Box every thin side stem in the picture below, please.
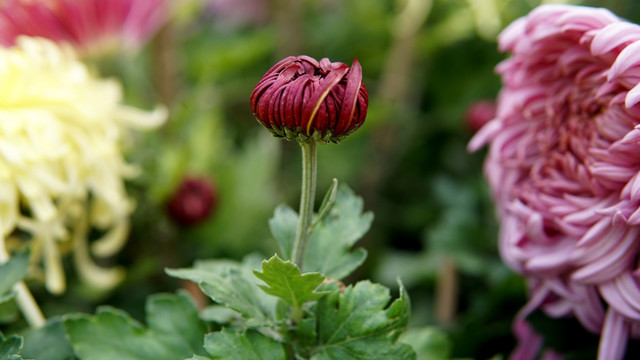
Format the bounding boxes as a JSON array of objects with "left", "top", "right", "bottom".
[
  {"left": 13, "top": 281, "right": 46, "bottom": 328},
  {"left": 291, "top": 140, "right": 317, "bottom": 269}
]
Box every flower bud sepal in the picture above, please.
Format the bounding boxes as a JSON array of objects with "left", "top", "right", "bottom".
[{"left": 258, "top": 122, "right": 361, "bottom": 145}]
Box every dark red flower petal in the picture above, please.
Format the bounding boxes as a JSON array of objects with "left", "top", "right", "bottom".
[{"left": 250, "top": 55, "right": 368, "bottom": 143}]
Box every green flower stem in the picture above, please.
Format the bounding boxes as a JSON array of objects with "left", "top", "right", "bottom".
[
  {"left": 13, "top": 281, "right": 46, "bottom": 328},
  {"left": 291, "top": 140, "right": 317, "bottom": 269}
]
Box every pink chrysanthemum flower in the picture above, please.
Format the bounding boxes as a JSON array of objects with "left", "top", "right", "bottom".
[
  {"left": 469, "top": 4, "right": 640, "bottom": 359},
  {"left": 0, "top": 0, "right": 168, "bottom": 58}
]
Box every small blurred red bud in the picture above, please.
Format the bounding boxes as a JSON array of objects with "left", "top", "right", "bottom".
[
  {"left": 250, "top": 55, "right": 368, "bottom": 143},
  {"left": 464, "top": 100, "right": 496, "bottom": 133},
  {"left": 167, "top": 177, "right": 217, "bottom": 226}
]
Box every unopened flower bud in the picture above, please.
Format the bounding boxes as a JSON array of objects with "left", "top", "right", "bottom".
[
  {"left": 167, "top": 177, "right": 217, "bottom": 226},
  {"left": 250, "top": 56, "right": 368, "bottom": 143},
  {"left": 464, "top": 100, "right": 496, "bottom": 133}
]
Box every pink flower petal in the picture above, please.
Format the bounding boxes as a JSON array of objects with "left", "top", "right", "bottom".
[
  {"left": 571, "top": 228, "right": 640, "bottom": 283},
  {"left": 556, "top": 6, "right": 618, "bottom": 31},
  {"left": 572, "top": 284, "right": 605, "bottom": 333},
  {"left": 542, "top": 298, "right": 573, "bottom": 318},
  {"left": 614, "top": 272, "right": 640, "bottom": 313},
  {"left": 510, "top": 318, "right": 543, "bottom": 360},
  {"left": 575, "top": 217, "right": 613, "bottom": 247},
  {"left": 498, "top": 17, "right": 527, "bottom": 52},
  {"left": 571, "top": 224, "right": 626, "bottom": 265},
  {"left": 467, "top": 118, "right": 502, "bottom": 152},
  {"left": 610, "top": 41, "right": 640, "bottom": 81},
  {"left": 597, "top": 309, "right": 629, "bottom": 360},
  {"left": 625, "top": 81, "right": 640, "bottom": 108},
  {"left": 525, "top": 240, "right": 573, "bottom": 274},
  {"left": 592, "top": 22, "right": 640, "bottom": 56},
  {"left": 599, "top": 281, "right": 640, "bottom": 321},
  {"left": 626, "top": 205, "right": 640, "bottom": 225}
]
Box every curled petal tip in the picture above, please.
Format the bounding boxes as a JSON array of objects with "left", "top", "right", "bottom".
[
  {"left": 625, "top": 83, "right": 640, "bottom": 108},
  {"left": 610, "top": 41, "right": 640, "bottom": 80},
  {"left": 467, "top": 119, "right": 501, "bottom": 152}
]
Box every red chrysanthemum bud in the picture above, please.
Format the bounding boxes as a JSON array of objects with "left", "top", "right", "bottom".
[
  {"left": 464, "top": 100, "right": 496, "bottom": 133},
  {"left": 167, "top": 177, "right": 217, "bottom": 226},
  {"left": 250, "top": 55, "right": 368, "bottom": 143}
]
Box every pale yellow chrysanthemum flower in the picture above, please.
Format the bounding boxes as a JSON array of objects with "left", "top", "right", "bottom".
[{"left": 0, "top": 36, "right": 166, "bottom": 294}]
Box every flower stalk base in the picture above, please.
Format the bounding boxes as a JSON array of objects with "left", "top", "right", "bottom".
[{"left": 291, "top": 140, "right": 317, "bottom": 268}]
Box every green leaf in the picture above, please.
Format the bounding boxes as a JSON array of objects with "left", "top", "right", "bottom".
[
  {"left": 63, "top": 292, "right": 207, "bottom": 360},
  {"left": 305, "top": 185, "right": 372, "bottom": 280},
  {"left": 253, "top": 255, "right": 325, "bottom": 316},
  {"left": 200, "top": 305, "right": 241, "bottom": 324},
  {"left": 0, "top": 333, "right": 23, "bottom": 360},
  {"left": 22, "top": 318, "right": 75, "bottom": 360},
  {"left": 189, "top": 356, "right": 212, "bottom": 360},
  {"left": 399, "top": 327, "right": 452, "bottom": 360},
  {"left": 0, "top": 251, "right": 29, "bottom": 295},
  {"left": 0, "top": 293, "right": 18, "bottom": 324},
  {"left": 189, "top": 356, "right": 213, "bottom": 360},
  {"left": 269, "top": 184, "right": 372, "bottom": 280},
  {"left": 296, "top": 317, "right": 318, "bottom": 349},
  {"left": 310, "top": 280, "right": 415, "bottom": 360},
  {"left": 269, "top": 205, "right": 298, "bottom": 260},
  {"left": 203, "top": 328, "right": 286, "bottom": 360},
  {"left": 0, "top": 252, "right": 29, "bottom": 325},
  {"left": 166, "top": 256, "right": 276, "bottom": 326}
]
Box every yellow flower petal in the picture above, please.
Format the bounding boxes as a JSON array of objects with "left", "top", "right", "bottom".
[{"left": 0, "top": 36, "right": 166, "bottom": 292}]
